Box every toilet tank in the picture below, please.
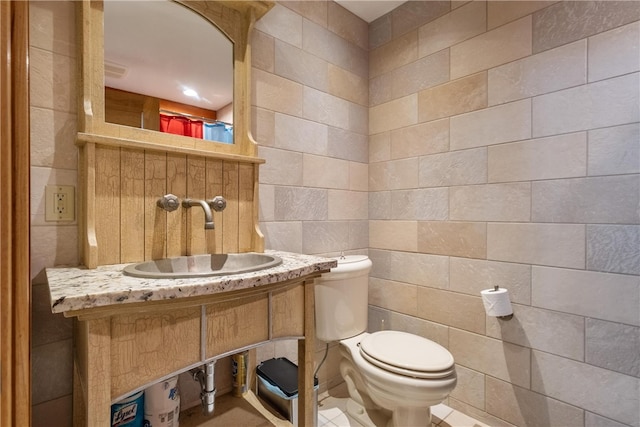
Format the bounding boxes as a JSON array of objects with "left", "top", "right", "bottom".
[{"left": 314, "top": 255, "right": 372, "bottom": 342}]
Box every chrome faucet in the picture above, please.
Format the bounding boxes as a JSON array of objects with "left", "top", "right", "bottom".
[{"left": 182, "top": 199, "right": 215, "bottom": 229}]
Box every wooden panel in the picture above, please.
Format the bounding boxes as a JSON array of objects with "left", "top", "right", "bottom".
[
  {"left": 95, "top": 145, "right": 121, "bottom": 264},
  {"left": 238, "top": 163, "right": 254, "bottom": 252},
  {"left": 144, "top": 152, "right": 167, "bottom": 260},
  {"left": 206, "top": 295, "right": 269, "bottom": 358},
  {"left": 105, "top": 87, "right": 146, "bottom": 128},
  {"left": 120, "top": 148, "right": 145, "bottom": 262},
  {"left": 186, "top": 156, "right": 207, "bottom": 255},
  {"left": 271, "top": 284, "right": 305, "bottom": 338},
  {"left": 206, "top": 159, "right": 224, "bottom": 254},
  {"left": 110, "top": 307, "right": 201, "bottom": 399},
  {"left": 222, "top": 161, "right": 239, "bottom": 253},
  {"left": 166, "top": 153, "right": 187, "bottom": 257},
  {"left": 298, "top": 280, "right": 316, "bottom": 427}
]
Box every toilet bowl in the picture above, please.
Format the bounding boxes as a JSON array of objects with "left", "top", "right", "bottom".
[{"left": 314, "top": 255, "right": 457, "bottom": 427}]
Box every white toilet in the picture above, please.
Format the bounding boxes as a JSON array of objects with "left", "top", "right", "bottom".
[{"left": 315, "top": 255, "right": 457, "bottom": 427}]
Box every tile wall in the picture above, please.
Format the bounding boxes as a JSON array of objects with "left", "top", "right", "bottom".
[
  {"left": 29, "top": 0, "right": 639, "bottom": 426},
  {"left": 364, "top": 1, "right": 639, "bottom": 426}
]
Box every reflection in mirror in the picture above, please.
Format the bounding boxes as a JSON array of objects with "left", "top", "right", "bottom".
[{"left": 103, "top": 0, "right": 234, "bottom": 144}]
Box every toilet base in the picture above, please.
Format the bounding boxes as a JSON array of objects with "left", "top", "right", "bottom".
[
  {"left": 345, "top": 397, "right": 387, "bottom": 427},
  {"left": 345, "top": 398, "right": 433, "bottom": 427}
]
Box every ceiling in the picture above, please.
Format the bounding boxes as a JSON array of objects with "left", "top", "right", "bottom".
[{"left": 335, "top": 0, "right": 407, "bottom": 23}]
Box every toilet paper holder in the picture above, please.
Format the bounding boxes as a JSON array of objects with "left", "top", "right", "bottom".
[{"left": 488, "top": 285, "right": 513, "bottom": 320}]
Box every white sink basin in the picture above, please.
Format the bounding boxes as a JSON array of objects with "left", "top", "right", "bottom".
[{"left": 123, "top": 253, "right": 282, "bottom": 279}]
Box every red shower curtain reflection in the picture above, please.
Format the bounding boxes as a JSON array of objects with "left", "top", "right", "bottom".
[{"left": 160, "top": 114, "right": 203, "bottom": 138}]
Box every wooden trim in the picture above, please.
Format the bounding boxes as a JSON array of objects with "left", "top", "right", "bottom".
[{"left": 0, "top": 1, "right": 31, "bottom": 425}]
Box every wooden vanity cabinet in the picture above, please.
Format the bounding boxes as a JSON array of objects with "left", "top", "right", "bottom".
[{"left": 71, "top": 277, "right": 318, "bottom": 427}]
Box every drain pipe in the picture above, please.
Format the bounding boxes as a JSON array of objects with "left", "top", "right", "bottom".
[{"left": 192, "top": 361, "right": 216, "bottom": 415}]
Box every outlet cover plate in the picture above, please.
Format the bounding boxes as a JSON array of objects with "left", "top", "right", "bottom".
[{"left": 45, "top": 185, "right": 75, "bottom": 222}]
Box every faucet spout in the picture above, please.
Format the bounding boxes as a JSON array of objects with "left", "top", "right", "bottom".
[{"left": 182, "top": 199, "right": 215, "bottom": 229}]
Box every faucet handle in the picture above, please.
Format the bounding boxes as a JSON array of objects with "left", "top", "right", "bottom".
[
  {"left": 157, "top": 194, "right": 180, "bottom": 212},
  {"left": 210, "top": 196, "right": 227, "bottom": 212}
]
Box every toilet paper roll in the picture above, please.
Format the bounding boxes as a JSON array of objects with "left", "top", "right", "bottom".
[{"left": 481, "top": 287, "right": 513, "bottom": 317}]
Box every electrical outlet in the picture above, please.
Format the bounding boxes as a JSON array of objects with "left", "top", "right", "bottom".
[{"left": 45, "top": 185, "right": 75, "bottom": 222}]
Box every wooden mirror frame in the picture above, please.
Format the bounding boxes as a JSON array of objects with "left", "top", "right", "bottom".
[{"left": 77, "top": 0, "right": 273, "bottom": 160}]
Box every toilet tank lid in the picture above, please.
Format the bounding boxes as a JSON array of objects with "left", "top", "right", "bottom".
[{"left": 322, "top": 255, "right": 372, "bottom": 277}]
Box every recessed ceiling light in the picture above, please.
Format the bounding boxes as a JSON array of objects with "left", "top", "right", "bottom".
[{"left": 183, "top": 88, "right": 198, "bottom": 98}]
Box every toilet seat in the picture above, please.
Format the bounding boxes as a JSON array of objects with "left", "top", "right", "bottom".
[{"left": 359, "top": 331, "right": 455, "bottom": 379}]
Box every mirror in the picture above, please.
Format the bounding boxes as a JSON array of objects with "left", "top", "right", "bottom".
[
  {"left": 77, "top": 0, "right": 273, "bottom": 158},
  {"left": 103, "top": 0, "right": 234, "bottom": 144}
]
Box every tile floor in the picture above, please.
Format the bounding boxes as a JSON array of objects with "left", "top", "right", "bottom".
[{"left": 318, "top": 383, "right": 491, "bottom": 427}]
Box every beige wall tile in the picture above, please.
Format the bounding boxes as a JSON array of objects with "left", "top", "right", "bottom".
[
  {"left": 532, "top": 176, "right": 640, "bottom": 224},
  {"left": 275, "top": 40, "right": 328, "bottom": 91},
  {"left": 448, "top": 398, "right": 518, "bottom": 427},
  {"left": 585, "top": 413, "right": 629, "bottom": 427},
  {"left": 369, "top": 277, "right": 418, "bottom": 316},
  {"left": 419, "top": 72, "right": 488, "bottom": 123},
  {"left": 262, "top": 221, "right": 302, "bottom": 253},
  {"left": 588, "top": 21, "right": 640, "bottom": 82},
  {"left": 328, "top": 190, "right": 368, "bottom": 220},
  {"left": 368, "top": 306, "right": 450, "bottom": 348},
  {"left": 30, "top": 1, "right": 76, "bottom": 57},
  {"left": 532, "top": 266, "right": 640, "bottom": 326},
  {"left": 349, "top": 162, "right": 368, "bottom": 192},
  {"left": 450, "top": 99, "right": 531, "bottom": 150},
  {"left": 369, "top": 30, "right": 418, "bottom": 79},
  {"left": 391, "top": 188, "right": 449, "bottom": 221},
  {"left": 369, "top": 132, "right": 390, "bottom": 163},
  {"left": 372, "top": 50, "right": 450, "bottom": 106},
  {"left": 30, "top": 48, "right": 76, "bottom": 113},
  {"left": 369, "top": 191, "right": 391, "bottom": 220},
  {"left": 488, "top": 1, "right": 555, "bottom": 30},
  {"left": 251, "top": 30, "right": 275, "bottom": 73},
  {"left": 328, "top": 64, "right": 368, "bottom": 106},
  {"left": 259, "top": 184, "right": 275, "bottom": 222},
  {"left": 533, "top": 1, "right": 640, "bottom": 53},
  {"left": 369, "top": 220, "right": 418, "bottom": 252},
  {"left": 488, "top": 132, "right": 587, "bottom": 182},
  {"left": 328, "top": 2, "right": 368, "bottom": 50},
  {"left": 349, "top": 220, "right": 369, "bottom": 250},
  {"left": 303, "top": 154, "right": 350, "bottom": 189},
  {"left": 450, "top": 183, "right": 531, "bottom": 222},
  {"left": 31, "top": 167, "right": 78, "bottom": 226},
  {"left": 369, "top": 94, "right": 418, "bottom": 135},
  {"left": 417, "top": 287, "right": 486, "bottom": 334},
  {"left": 486, "top": 377, "right": 584, "bottom": 427},
  {"left": 390, "top": 119, "right": 449, "bottom": 160},
  {"left": 303, "top": 87, "right": 350, "bottom": 130},
  {"left": 533, "top": 73, "right": 640, "bottom": 138},
  {"left": 488, "top": 40, "right": 586, "bottom": 106},
  {"left": 253, "top": 68, "right": 303, "bottom": 116},
  {"left": 281, "top": 1, "right": 327, "bottom": 27},
  {"left": 30, "top": 225, "right": 78, "bottom": 280},
  {"left": 586, "top": 319, "right": 640, "bottom": 378},
  {"left": 488, "top": 223, "right": 585, "bottom": 269},
  {"left": 419, "top": 148, "right": 488, "bottom": 187},
  {"left": 369, "top": 249, "right": 450, "bottom": 289},
  {"left": 32, "top": 395, "right": 72, "bottom": 427},
  {"left": 418, "top": 221, "right": 487, "bottom": 259},
  {"left": 274, "top": 113, "right": 328, "bottom": 155},
  {"left": 302, "top": 221, "right": 350, "bottom": 254},
  {"left": 450, "top": 328, "right": 531, "bottom": 388},
  {"left": 369, "top": 158, "right": 419, "bottom": 191},
  {"left": 451, "top": 16, "right": 532, "bottom": 79},
  {"left": 303, "top": 19, "right": 368, "bottom": 78},
  {"left": 587, "top": 225, "right": 640, "bottom": 275},
  {"left": 258, "top": 147, "right": 303, "bottom": 185},
  {"left": 391, "top": 1, "right": 451, "bottom": 39},
  {"left": 369, "top": 14, "right": 392, "bottom": 50},
  {"left": 449, "top": 365, "right": 485, "bottom": 410},
  {"left": 487, "top": 304, "right": 585, "bottom": 360},
  {"left": 252, "top": 107, "right": 275, "bottom": 146},
  {"left": 255, "top": 4, "right": 303, "bottom": 48},
  {"left": 418, "top": 1, "right": 486, "bottom": 59},
  {"left": 449, "top": 257, "right": 531, "bottom": 304},
  {"left": 30, "top": 108, "right": 77, "bottom": 169},
  {"left": 328, "top": 127, "right": 368, "bottom": 163},
  {"left": 32, "top": 283, "right": 72, "bottom": 346},
  {"left": 531, "top": 350, "right": 639, "bottom": 426},
  {"left": 588, "top": 123, "right": 640, "bottom": 176},
  {"left": 274, "top": 186, "right": 328, "bottom": 220},
  {"left": 32, "top": 339, "right": 73, "bottom": 404},
  {"left": 348, "top": 102, "right": 368, "bottom": 136}
]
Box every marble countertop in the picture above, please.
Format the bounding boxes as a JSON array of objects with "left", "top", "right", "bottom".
[{"left": 45, "top": 250, "right": 337, "bottom": 314}]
